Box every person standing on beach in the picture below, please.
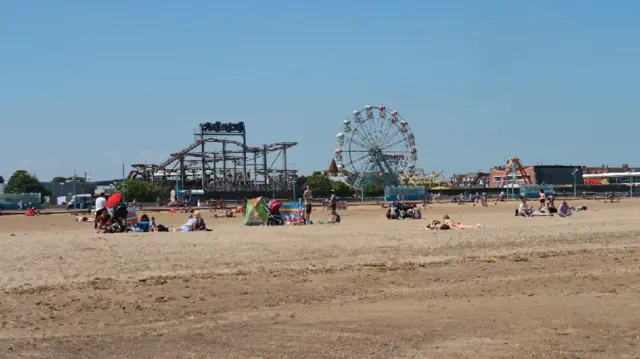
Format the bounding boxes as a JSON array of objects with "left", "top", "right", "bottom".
[
  {"left": 94, "top": 193, "right": 107, "bottom": 229},
  {"left": 303, "top": 184, "right": 313, "bottom": 223}
]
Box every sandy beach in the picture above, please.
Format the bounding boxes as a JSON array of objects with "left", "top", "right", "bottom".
[{"left": 0, "top": 200, "right": 639, "bottom": 358}]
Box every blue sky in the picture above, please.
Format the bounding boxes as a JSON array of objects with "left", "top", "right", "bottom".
[{"left": 2, "top": 0, "right": 639, "bottom": 181}]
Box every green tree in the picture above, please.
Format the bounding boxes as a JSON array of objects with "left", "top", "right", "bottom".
[
  {"left": 331, "top": 180, "right": 352, "bottom": 197},
  {"left": 363, "top": 183, "right": 384, "bottom": 197},
  {"left": 52, "top": 176, "right": 67, "bottom": 183},
  {"left": 0, "top": 175, "right": 4, "bottom": 184},
  {"left": 295, "top": 175, "right": 307, "bottom": 194},
  {"left": 70, "top": 175, "right": 84, "bottom": 182},
  {"left": 305, "top": 173, "right": 333, "bottom": 198},
  {"left": 4, "top": 170, "right": 52, "bottom": 197},
  {"left": 114, "top": 180, "right": 170, "bottom": 202}
]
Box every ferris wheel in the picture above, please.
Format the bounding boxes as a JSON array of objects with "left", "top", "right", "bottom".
[{"left": 335, "top": 104, "right": 418, "bottom": 188}]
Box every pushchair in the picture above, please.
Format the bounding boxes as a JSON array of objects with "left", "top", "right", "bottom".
[
  {"left": 108, "top": 204, "right": 130, "bottom": 233},
  {"left": 386, "top": 201, "right": 413, "bottom": 220},
  {"left": 265, "top": 199, "right": 284, "bottom": 226}
]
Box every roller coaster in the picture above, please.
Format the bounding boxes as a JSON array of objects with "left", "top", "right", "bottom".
[{"left": 128, "top": 122, "right": 298, "bottom": 192}]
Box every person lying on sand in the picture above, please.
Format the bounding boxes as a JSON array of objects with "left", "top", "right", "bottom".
[
  {"left": 571, "top": 205, "right": 588, "bottom": 212},
  {"left": 212, "top": 209, "right": 235, "bottom": 218},
  {"left": 530, "top": 208, "right": 552, "bottom": 216},
  {"left": 443, "top": 215, "right": 479, "bottom": 229},
  {"left": 604, "top": 193, "right": 620, "bottom": 203},
  {"left": 425, "top": 220, "right": 450, "bottom": 230},
  {"left": 75, "top": 216, "right": 94, "bottom": 222}
]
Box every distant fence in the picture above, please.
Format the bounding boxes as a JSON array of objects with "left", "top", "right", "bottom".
[
  {"left": 0, "top": 193, "right": 42, "bottom": 209},
  {"left": 430, "top": 184, "right": 637, "bottom": 197}
]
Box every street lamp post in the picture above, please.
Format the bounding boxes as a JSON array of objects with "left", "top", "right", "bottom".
[
  {"left": 271, "top": 172, "right": 276, "bottom": 199},
  {"left": 572, "top": 168, "right": 578, "bottom": 198},
  {"left": 122, "top": 163, "right": 126, "bottom": 204},
  {"left": 292, "top": 164, "right": 296, "bottom": 202},
  {"left": 630, "top": 169, "right": 634, "bottom": 198},
  {"left": 72, "top": 171, "right": 77, "bottom": 209}
]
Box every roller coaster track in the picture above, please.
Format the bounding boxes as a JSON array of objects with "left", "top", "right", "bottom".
[
  {"left": 158, "top": 139, "right": 207, "bottom": 171},
  {"left": 128, "top": 139, "right": 298, "bottom": 180}
]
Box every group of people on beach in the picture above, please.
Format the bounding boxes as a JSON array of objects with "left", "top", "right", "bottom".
[
  {"left": 303, "top": 184, "right": 341, "bottom": 224},
  {"left": 516, "top": 189, "right": 586, "bottom": 217}
]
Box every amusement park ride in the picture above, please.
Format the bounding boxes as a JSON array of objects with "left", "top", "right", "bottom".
[
  {"left": 398, "top": 169, "right": 451, "bottom": 189},
  {"left": 498, "top": 157, "right": 531, "bottom": 187},
  {"left": 498, "top": 157, "right": 531, "bottom": 197},
  {"left": 334, "top": 104, "right": 420, "bottom": 188},
  {"left": 128, "top": 122, "right": 298, "bottom": 192}
]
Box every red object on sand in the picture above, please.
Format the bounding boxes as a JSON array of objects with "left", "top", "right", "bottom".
[
  {"left": 269, "top": 200, "right": 281, "bottom": 214},
  {"left": 106, "top": 193, "right": 122, "bottom": 208}
]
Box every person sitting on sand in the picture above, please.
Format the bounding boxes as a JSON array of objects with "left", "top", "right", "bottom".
[
  {"left": 558, "top": 201, "right": 572, "bottom": 217},
  {"left": 149, "top": 217, "right": 169, "bottom": 232},
  {"left": 25, "top": 207, "right": 38, "bottom": 216},
  {"left": 194, "top": 215, "right": 211, "bottom": 231},
  {"left": 328, "top": 209, "right": 341, "bottom": 223},
  {"left": 134, "top": 214, "right": 151, "bottom": 232},
  {"left": 443, "top": 215, "right": 478, "bottom": 229},
  {"left": 517, "top": 198, "right": 533, "bottom": 217},
  {"left": 174, "top": 212, "right": 199, "bottom": 232},
  {"left": 96, "top": 211, "right": 114, "bottom": 233}
]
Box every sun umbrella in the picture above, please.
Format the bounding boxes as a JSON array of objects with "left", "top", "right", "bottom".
[{"left": 106, "top": 193, "right": 122, "bottom": 208}]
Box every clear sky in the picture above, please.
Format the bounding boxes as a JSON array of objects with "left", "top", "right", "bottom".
[{"left": 2, "top": 0, "right": 639, "bottom": 182}]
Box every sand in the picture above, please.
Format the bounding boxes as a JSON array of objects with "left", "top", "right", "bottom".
[{"left": 0, "top": 200, "right": 639, "bottom": 358}]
